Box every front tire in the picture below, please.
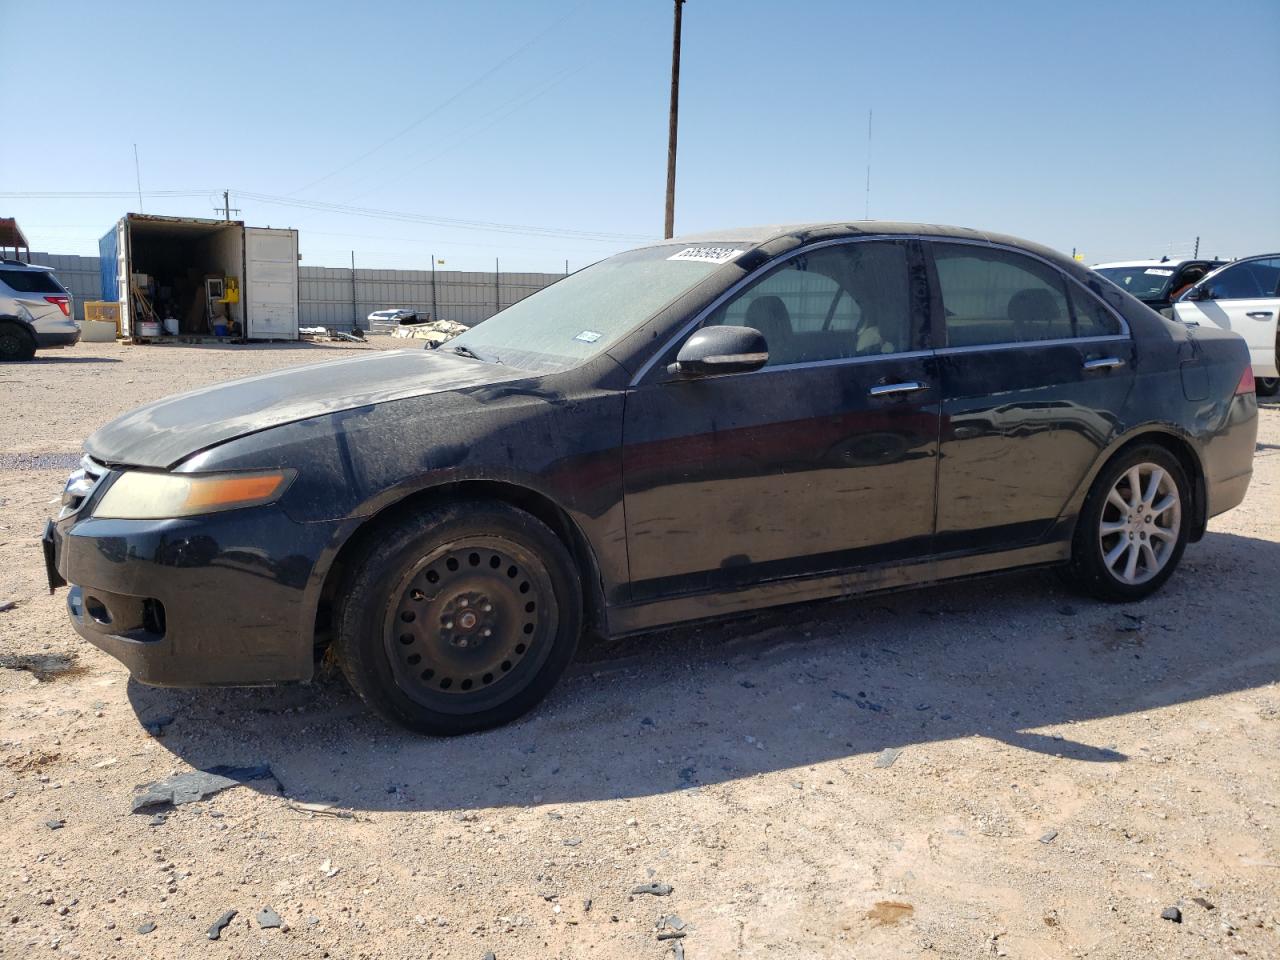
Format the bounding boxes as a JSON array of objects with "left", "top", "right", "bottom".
[
  {"left": 334, "top": 501, "right": 583, "bottom": 735},
  {"left": 1063, "top": 445, "right": 1190, "bottom": 602}
]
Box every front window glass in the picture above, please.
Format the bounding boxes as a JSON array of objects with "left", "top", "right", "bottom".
[
  {"left": 1094, "top": 265, "right": 1175, "bottom": 300},
  {"left": 704, "top": 241, "right": 912, "bottom": 365},
  {"left": 1205, "top": 258, "right": 1280, "bottom": 300},
  {"left": 449, "top": 244, "right": 731, "bottom": 373}
]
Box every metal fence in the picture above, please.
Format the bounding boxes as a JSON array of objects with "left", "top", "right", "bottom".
[{"left": 26, "top": 251, "right": 565, "bottom": 327}]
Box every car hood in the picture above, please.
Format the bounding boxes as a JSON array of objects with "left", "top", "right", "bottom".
[{"left": 85, "top": 348, "right": 525, "bottom": 469}]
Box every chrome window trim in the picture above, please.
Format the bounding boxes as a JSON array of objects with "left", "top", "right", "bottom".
[
  {"left": 923, "top": 236, "right": 1132, "bottom": 342},
  {"left": 933, "top": 334, "right": 1129, "bottom": 356},
  {"left": 629, "top": 234, "right": 1132, "bottom": 387}
]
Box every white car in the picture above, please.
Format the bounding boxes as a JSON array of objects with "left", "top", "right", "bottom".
[
  {"left": 1173, "top": 254, "right": 1280, "bottom": 396},
  {"left": 366, "top": 308, "right": 418, "bottom": 324}
]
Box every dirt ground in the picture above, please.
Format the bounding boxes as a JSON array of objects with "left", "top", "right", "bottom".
[{"left": 1, "top": 340, "right": 1277, "bottom": 960}]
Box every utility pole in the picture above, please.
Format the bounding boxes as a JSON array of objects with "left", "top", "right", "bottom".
[
  {"left": 216, "top": 190, "right": 241, "bottom": 221},
  {"left": 430, "top": 253, "right": 438, "bottom": 321},
  {"left": 664, "top": 0, "right": 685, "bottom": 239},
  {"left": 351, "top": 251, "right": 359, "bottom": 331}
]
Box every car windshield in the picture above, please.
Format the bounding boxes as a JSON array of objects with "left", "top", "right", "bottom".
[
  {"left": 1094, "top": 265, "right": 1176, "bottom": 300},
  {"left": 447, "top": 243, "right": 739, "bottom": 373}
]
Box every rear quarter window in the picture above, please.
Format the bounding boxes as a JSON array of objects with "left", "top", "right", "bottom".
[{"left": 0, "top": 269, "right": 66, "bottom": 294}]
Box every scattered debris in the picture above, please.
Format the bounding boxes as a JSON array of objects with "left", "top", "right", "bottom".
[
  {"left": 207, "top": 909, "right": 237, "bottom": 940},
  {"left": 867, "top": 901, "right": 914, "bottom": 926},
  {"left": 482, "top": 952, "right": 497, "bottom": 960},
  {"left": 0, "top": 652, "right": 80, "bottom": 681},
  {"left": 1039, "top": 830, "right": 1058, "bottom": 844},
  {"left": 90, "top": 757, "right": 118, "bottom": 769},
  {"left": 130, "top": 764, "right": 275, "bottom": 813},
  {"left": 563, "top": 837, "right": 582, "bottom": 847},
  {"left": 3, "top": 750, "right": 59, "bottom": 774},
  {"left": 1192, "top": 897, "right": 1215, "bottom": 911},
  {"left": 631, "top": 882, "right": 674, "bottom": 897},
  {"left": 1043, "top": 909, "right": 1059, "bottom": 927},
  {"left": 1160, "top": 906, "right": 1182, "bottom": 923},
  {"left": 874, "top": 748, "right": 901, "bottom": 769},
  {"left": 142, "top": 715, "right": 175, "bottom": 737},
  {"left": 257, "top": 907, "right": 282, "bottom": 929},
  {"left": 136, "top": 921, "right": 156, "bottom": 935},
  {"left": 288, "top": 801, "right": 356, "bottom": 820},
  {"left": 319, "top": 858, "right": 339, "bottom": 878},
  {"left": 0, "top": 600, "right": 16, "bottom": 613},
  {"left": 661, "top": 915, "right": 687, "bottom": 931},
  {"left": 657, "top": 930, "right": 687, "bottom": 940},
  {"left": 45, "top": 819, "right": 64, "bottom": 830},
  {"left": 582, "top": 898, "right": 592, "bottom": 913},
  {"left": 670, "top": 943, "right": 685, "bottom": 960}
]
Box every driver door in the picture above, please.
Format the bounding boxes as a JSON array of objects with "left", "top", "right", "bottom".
[
  {"left": 620, "top": 239, "right": 940, "bottom": 603},
  {"left": 1175, "top": 257, "right": 1280, "bottom": 379}
]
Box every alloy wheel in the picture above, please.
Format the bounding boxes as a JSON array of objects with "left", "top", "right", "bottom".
[{"left": 1098, "top": 462, "right": 1181, "bottom": 585}]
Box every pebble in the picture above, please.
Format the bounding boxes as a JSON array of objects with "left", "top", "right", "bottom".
[
  {"left": 45, "top": 819, "right": 64, "bottom": 830},
  {"left": 482, "top": 952, "right": 496, "bottom": 960},
  {"left": 148, "top": 815, "right": 166, "bottom": 828},
  {"left": 874, "top": 748, "right": 901, "bottom": 769},
  {"left": 1160, "top": 906, "right": 1182, "bottom": 923},
  {"left": 257, "top": 906, "right": 282, "bottom": 929},
  {"left": 632, "top": 883, "right": 673, "bottom": 897},
  {"left": 1039, "top": 830, "right": 1058, "bottom": 844},
  {"left": 1192, "top": 897, "right": 1215, "bottom": 911},
  {"left": 136, "top": 922, "right": 155, "bottom": 935}
]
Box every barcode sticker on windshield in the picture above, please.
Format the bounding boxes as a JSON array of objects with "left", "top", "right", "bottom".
[
  {"left": 1144, "top": 268, "right": 1174, "bottom": 276},
  {"left": 574, "top": 330, "right": 602, "bottom": 343},
  {"left": 667, "top": 246, "right": 745, "bottom": 264}
]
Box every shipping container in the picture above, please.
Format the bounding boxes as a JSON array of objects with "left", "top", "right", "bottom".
[{"left": 98, "top": 214, "right": 299, "bottom": 340}]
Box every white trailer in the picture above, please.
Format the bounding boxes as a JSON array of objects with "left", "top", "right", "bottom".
[{"left": 99, "top": 214, "right": 299, "bottom": 340}]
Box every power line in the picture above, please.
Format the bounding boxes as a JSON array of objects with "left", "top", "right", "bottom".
[
  {"left": 286, "top": 1, "right": 589, "bottom": 197},
  {"left": 0, "top": 190, "right": 214, "bottom": 199}
]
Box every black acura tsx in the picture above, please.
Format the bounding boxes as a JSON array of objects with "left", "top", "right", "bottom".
[{"left": 43, "top": 222, "right": 1258, "bottom": 734}]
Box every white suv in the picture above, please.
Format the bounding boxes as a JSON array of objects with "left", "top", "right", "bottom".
[
  {"left": 0, "top": 260, "right": 80, "bottom": 361},
  {"left": 1173, "top": 254, "right": 1280, "bottom": 396}
]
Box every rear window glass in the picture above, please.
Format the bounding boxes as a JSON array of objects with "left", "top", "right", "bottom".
[{"left": 0, "top": 269, "right": 65, "bottom": 294}]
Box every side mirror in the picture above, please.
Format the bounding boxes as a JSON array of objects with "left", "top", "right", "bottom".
[
  {"left": 1185, "top": 285, "right": 1211, "bottom": 302},
  {"left": 668, "top": 325, "right": 768, "bottom": 377}
]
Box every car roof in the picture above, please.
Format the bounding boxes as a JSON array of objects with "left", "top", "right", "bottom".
[
  {"left": 658, "top": 221, "right": 994, "bottom": 246},
  {"left": 0, "top": 259, "right": 56, "bottom": 271}
]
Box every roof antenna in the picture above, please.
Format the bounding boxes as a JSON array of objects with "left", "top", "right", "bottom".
[
  {"left": 133, "top": 144, "right": 144, "bottom": 213},
  {"left": 864, "top": 108, "right": 872, "bottom": 220}
]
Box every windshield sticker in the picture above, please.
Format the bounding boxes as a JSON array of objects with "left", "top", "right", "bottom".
[
  {"left": 574, "top": 330, "right": 603, "bottom": 343},
  {"left": 1144, "top": 268, "right": 1174, "bottom": 276},
  {"left": 667, "top": 246, "right": 745, "bottom": 264}
]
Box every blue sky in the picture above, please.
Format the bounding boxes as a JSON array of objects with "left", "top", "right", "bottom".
[{"left": 2, "top": 0, "right": 1277, "bottom": 272}]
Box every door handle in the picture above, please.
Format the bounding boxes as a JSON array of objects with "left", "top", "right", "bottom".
[
  {"left": 1083, "top": 357, "right": 1125, "bottom": 371},
  {"left": 868, "top": 381, "right": 926, "bottom": 397},
  {"left": 1246, "top": 311, "right": 1274, "bottom": 319}
]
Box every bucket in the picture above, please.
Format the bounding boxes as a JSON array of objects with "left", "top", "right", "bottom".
[
  {"left": 138, "top": 320, "right": 161, "bottom": 338},
  {"left": 162, "top": 316, "right": 179, "bottom": 336},
  {"left": 213, "top": 323, "right": 229, "bottom": 337}
]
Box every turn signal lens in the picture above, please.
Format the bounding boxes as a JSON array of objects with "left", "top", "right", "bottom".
[
  {"left": 93, "top": 470, "right": 292, "bottom": 520},
  {"left": 1235, "top": 367, "right": 1256, "bottom": 395}
]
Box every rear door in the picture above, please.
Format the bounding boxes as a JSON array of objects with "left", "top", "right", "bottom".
[
  {"left": 244, "top": 228, "right": 299, "bottom": 339},
  {"left": 621, "top": 238, "right": 940, "bottom": 601},
  {"left": 1174, "top": 257, "right": 1280, "bottom": 378},
  {"left": 926, "top": 241, "right": 1134, "bottom": 554}
]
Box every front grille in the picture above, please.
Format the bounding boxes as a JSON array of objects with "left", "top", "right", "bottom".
[{"left": 58, "top": 456, "right": 107, "bottom": 519}]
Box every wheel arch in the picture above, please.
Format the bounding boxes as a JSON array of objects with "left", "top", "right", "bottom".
[
  {"left": 311, "top": 479, "right": 607, "bottom": 653},
  {"left": 1070, "top": 426, "right": 1208, "bottom": 543}
]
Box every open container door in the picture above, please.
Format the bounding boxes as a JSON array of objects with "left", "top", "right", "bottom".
[
  {"left": 243, "top": 227, "right": 299, "bottom": 340},
  {"left": 116, "top": 219, "right": 131, "bottom": 337}
]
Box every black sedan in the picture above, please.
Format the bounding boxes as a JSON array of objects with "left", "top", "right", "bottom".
[{"left": 43, "top": 223, "right": 1258, "bottom": 734}]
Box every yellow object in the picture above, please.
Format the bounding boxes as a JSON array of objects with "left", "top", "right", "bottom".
[
  {"left": 84, "top": 301, "right": 122, "bottom": 333},
  {"left": 1073, "top": 253, "right": 1085, "bottom": 262},
  {"left": 223, "top": 277, "right": 240, "bottom": 303}
]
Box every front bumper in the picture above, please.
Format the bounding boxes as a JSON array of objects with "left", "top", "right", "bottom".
[{"left": 44, "top": 503, "right": 343, "bottom": 686}]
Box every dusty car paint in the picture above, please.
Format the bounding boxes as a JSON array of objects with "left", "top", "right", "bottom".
[{"left": 46, "top": 222, "right": 1257, "bottom": 687}]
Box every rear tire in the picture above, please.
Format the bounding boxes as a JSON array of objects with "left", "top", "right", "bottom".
[
  {"left": 334, "top": 501, "right": 582, "bottom": 735},
  {"left": 1063, "top": 445, "right": 1190, "bottom": 602},
  {"left": 0, "top": 323, "right": 35, "bottom": 361}
]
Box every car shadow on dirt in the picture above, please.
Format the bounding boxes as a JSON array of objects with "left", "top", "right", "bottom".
[{"left": 126, "top": 529, "right": 1280, "bottom": 812}]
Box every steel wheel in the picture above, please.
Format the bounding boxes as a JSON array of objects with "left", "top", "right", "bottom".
[
  {"left": 0, "top": 325, "right": 34, "bottom": 361},
  {"left": 1098, "top": 461, "right": 1181, "bottom": 585},
  {"left": 382, "top": 535, "right": 559, "bottom": 715}
]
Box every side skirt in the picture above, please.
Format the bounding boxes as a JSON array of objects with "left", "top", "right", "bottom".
[{"left": 604, "top": 542, "right": 1070, "bottom": 637}]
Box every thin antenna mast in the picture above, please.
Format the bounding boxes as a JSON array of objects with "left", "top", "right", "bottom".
[
  {"left": 133, "top": 144, "right": 144, "bottom": 212},
  {"left": 864, "top": 109, "right": 872, "bottom": 220}
]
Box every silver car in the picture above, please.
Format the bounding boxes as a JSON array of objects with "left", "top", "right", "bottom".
[{"left": 0, "top": 260, "right": 80, "bottom": 360}]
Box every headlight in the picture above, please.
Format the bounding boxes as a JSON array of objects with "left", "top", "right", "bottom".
[{"left": 93, "top": 470, "right": 293, "bottom": 520}]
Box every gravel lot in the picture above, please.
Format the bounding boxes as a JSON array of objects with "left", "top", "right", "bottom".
[{"left": 1, "top": 340, "right": 1277, "bottom": 960}]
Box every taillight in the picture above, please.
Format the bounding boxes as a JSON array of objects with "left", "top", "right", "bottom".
[
  {"left": 44, "top": 296, "right": 70, "bottom": 317},
  {"left": 1235, "top": 367, "right": 1255, "bottom": 395}
]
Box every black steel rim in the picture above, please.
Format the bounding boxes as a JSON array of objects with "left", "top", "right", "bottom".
[
  {"left": 0, "top": 331, "right": 22, "bottom": 358},
  {"left": 382, "top": 535, "right": 558, "bottom": 714}
]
